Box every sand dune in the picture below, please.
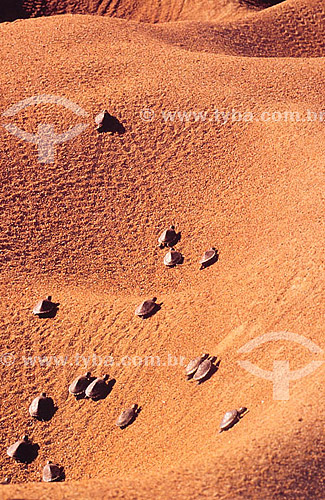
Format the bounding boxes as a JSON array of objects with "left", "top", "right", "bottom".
[
  {"left": 0, "top": 0, "right": 324, "bottom": 498},
  {"left": 1, "top": 0, "right": 286, "bottom": 23},
  {"left": 153, "top": 0, "right": 325, "bottom": 57}
]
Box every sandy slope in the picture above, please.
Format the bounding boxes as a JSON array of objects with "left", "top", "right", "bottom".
[
  {"left": 0, "top": 0, "right": 324, "bottom": 498},
  {"left": 1, "top": 0, "right": 286, "bottom": 23}
]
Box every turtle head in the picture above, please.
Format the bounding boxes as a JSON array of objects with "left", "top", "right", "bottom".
[
  {"left": 46, "top": 460, "right": 52, "bottom": 465},
  {"left": 22, "top": 435, "right": 29, "bottom": 442},
  {"left": 103, "top": 374, "right": 109, "bottom": 381},
  {"left": 170, "top": 225, "right": 175, "bottom": 230},
  {"left": 201, "top": 353, "right": 208, "bottom": 359},
  {"left": 85, "top": 371, "right": 91, "bottom": 378},
  {"left": 238, "top": 407, "right": 248, "bottom": 416},
  {"left": 41, "top": 392, "right": 47, "bottom": 398},
  {"left": 46, "top": 296, "right": 52, "bottom": 301},
  {"left": 152, "top": 297, "right": 157, "bottom": 303},
  {"left": 131, "top": 404, "right": 137, "bottom": 410}
]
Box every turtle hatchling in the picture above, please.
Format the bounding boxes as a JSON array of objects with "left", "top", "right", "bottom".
[
  {"left": 135, "top": 297, "right": 158, "bottom": 318},
  {"left": 95, "top": 110, "right": 125, "bottom": 134},
  {"left": 95, "top": 110, "right": 111, "bottom": 132},
  {"left": 163, "top": 248, "right": 183, "bottom": 267},
  {"left": 29, "top": 392, "right": 55, "bottom": 421},
  {"left": 199, "top": 248, "right": 218, "bottom": 269},
  {"left": 158, "top": 225, "right": 178, "bottom": 248},
  {"left": 32, "top": 296, "right": 57, "bottom": 316},
  {"left": 185, "top": 353, "right": 208, "bottom": 377},
  {"left": 219, "top": 407, "right": 248, "bottom": 433},
  {"left": 116, "top": 404, "right": 138, "bottom": 428},
  {"left": 85, "top": 374, "right": 110, "bottom": 400},
  {"left": 42, "top": 461, "right": 64, "bottom": 482},
  {"left": 192, "top": 357, "right": 213, "bottom": 382},
  {"left": 69, "top": 372, "right": 93, "bottom": 397},
  {"left": 7, "top": 435, "right": 37, "bottom": 463}
]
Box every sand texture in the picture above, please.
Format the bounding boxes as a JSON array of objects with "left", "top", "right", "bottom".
[{"left": 0, "top": 0, "right": 324, "bottom": 498}]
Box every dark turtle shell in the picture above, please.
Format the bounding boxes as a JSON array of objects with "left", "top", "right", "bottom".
[
  {"left": 116, "top": 404, "right": 137, "bottom": 427},
  {"left": 158, "top": 226, "right": 177, "bottom": 247},
  {"left": 42, "top": 461, "right": 63, "bottom": 482},
  {"left": 219, "top": 407, "right": 248, "bottom": 432},
  {"left": 33, "top": 296, "right": 56, "bottom": 315},
  {"left": 7, "top": 436, "right": 33, "bottom": 462},
  {"left": 69, "top": 372, "right": 92, "bottom": 396},
  {"left": 219, "top": 409, "right": 239, "bottom": 432},
  {"left": 185, "top": 354, "right": 208, "bottom": 376},
  {"left": 193, "top": 358, "right": 212, "bottom": 381},
  {"left": 95, "top": 110, "right": 124, "bottom": 133},
  {"left": 85, "top": 375, "right": 109, "bottom": 399},
  {"left": 29, "top": 393, "right": 55, "bottom": 420},
  {"left": 199, "top": 248, "right": 217, "bottom": 267},
  {"left": 95, "top": 110, "right": 109, "bottom": 131},
  {"left": 163, "top": 249, "right": 183, "bottom": 267},
  {"left": 135, "top": 298, "right": 157, "bottom": 317}
]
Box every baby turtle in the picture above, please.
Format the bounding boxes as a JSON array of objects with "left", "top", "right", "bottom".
[
  {"left": 69, "top": 372, "right": 92, "bottom": 397},
  {"left": 116, "top": 404, "right": 138, "bottom": 428},
  {"left": 32, "top": 296, "right": 56, "bottom": 316},
  {"left": 158, "top": 225, "right": 178, "bottom": 248},
  {"left": 7, "top": 435, "right": 37, "bottom": 463},
  {"left": 163, "top": 248, "right": 183, "bottom": 267},
  {"left": 85, "top": 374, "right": 110, "bottom": 400},
  {"left": 29, "top": 392, "right": 55, "bottom": 421},
  {"left": 95, "top": 110, "right": 109, "bottom": 132},
  {"left": 135, "top": 297, "right": 158, "bottom": 318},
  {"left": 193, "top": 357, "right": 213, "bottom": 382},
  {"left": 185, "top": 353, "right": 208, "bottom": 377},
  {"left": 219, "top": 407, "right": 248, "bottom": 433},
  {"left": 199, "top": 248, "right": 218, "bottom": 269},
  {"left": 95, "top": 110, "right": 125, "bottom": 134},
  {"left": 42, "top": 461, "right": 64, "bottom": 482}
]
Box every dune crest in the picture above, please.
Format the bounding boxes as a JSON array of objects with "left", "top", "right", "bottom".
[{"left": 2, "top": 0, "right": 286, "bottom": 23}]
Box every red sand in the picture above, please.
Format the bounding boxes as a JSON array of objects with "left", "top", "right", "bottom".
[{"left": 0, "top": 1, "right": 324, "bottom": 498}]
